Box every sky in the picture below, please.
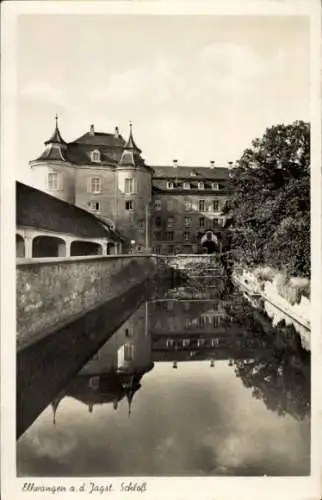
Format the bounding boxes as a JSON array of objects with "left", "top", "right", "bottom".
[
  {"left": 15, "top": 14, "right": 310, "bottom": 184},
  {"left": 17, "top": 361, "right": 310, "bottom": 477}
]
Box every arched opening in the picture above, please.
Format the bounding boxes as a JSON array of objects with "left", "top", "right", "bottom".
[
  {"left": 32, "top": 236, "right": 66, "bottom": 258},
  {"left": 70, "top": 240, "right": 102, "bottom": 256},
  {"left": 200, "top": 231, "right": 220, "bottom": 254},
  {"left": 16, "top": 234, "right": 25, "bottom": 258}
]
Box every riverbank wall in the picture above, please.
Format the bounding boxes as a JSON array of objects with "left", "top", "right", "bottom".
[
  {"left": 16, "top": 254, "right": 166, "bottom": 350},
  {"left": 232, "top": 266, "right": 310, "bottom": 351}
]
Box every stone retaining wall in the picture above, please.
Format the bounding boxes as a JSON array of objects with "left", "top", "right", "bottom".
[
  {"left": 159, "top": 254, "right": 226, "bottom": 276},
  {"left": 17, "top": 255, "right": 159, "bottom": 347}
]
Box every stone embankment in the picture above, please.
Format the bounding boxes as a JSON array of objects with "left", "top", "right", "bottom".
[
  {"left": 232, "top": 266, "right": 310, "bottom": 351},
  {"left": 17, "top": 254, "right": 164, "bottom": 349}
]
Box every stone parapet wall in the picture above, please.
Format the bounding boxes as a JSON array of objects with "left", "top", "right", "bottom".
[{"left": 17, "top": 255, "right": 158, "bottom": 348}]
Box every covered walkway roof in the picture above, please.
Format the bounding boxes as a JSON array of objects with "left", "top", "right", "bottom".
[{"left": 16, "top": 182, "right": 125, "bottom": 242}]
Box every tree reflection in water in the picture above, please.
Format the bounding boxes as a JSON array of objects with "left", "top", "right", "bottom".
[
  {"left": 153, "top": 277, "right": 310, "bottom": 422},
  {"left": 232, "top": 318, "right": 310, "bottom": 420}
]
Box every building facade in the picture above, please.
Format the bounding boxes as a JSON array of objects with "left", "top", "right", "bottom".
[{"left": 30, "top": 118, "right": 232, "bottom": 254}]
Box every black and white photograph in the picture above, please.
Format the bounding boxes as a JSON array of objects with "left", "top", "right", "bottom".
[{"left": 1, "top": 1, "right": 321, "bottom": 499}]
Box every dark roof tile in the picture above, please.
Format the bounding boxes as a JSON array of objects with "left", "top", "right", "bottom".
[
  {"left": 152, "top": 166, "right": 230, "bottom": 180},
  {"left": 71, "top": 132, "right": 126, "bottom": 148},
  {"left": 16, "top": 181, "right": 122, "bottom": 240}
]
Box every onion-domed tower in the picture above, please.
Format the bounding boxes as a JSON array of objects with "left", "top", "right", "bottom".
[
  {"left": 29, "top": 115, "right": 75, "bottom": 204},
  {"left": 115, "top": 123, "right": 153, "bottom": 251}
]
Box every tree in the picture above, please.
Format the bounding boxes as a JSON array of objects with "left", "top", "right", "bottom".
[{"left": 228, "top": 121, "right": 310, "bottom": 277}]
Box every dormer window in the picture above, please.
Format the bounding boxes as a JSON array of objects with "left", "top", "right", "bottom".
[
  {"left": 190, "top": 170, "right": 197, "bottom": 177},
  {"left": 212, "top": 182, "right": 219, "bottom": 191},
  {"left": 198, "top": 182, "right": 204, "bottom": 190},
  {"left": 91, "top": 150, "right": 100, "bottom": 163},
  {"left": 183, "top": 182, "right": 191, "bottom": 189},
  {"left": 167, "top": 181, "right": 174, "bottom": 189}
]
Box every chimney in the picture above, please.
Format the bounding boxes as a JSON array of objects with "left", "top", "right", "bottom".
[
  {"left": 173, "top": 159, "right": 178, "bottom": 167},
  {"left": 228, "top": 161, "right": 234, "bottom": 169},
  {"left": 114, "top": 126, "right": 119, "bottom": 138},
  {"left": 90, "top": 124, "right": 95, "bottom": 136},
  {"left": 210, "top": 160, "right": 215, "bottom": 168}
]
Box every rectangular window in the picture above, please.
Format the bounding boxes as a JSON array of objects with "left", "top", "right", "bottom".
[
  {"left": 212, "top": 316, "right": 219, "bottom": 328},
  {"left": 199, "top": 217, "right": 205, "bottom": 228},
  {"left": 155, "top": 246, "right": 161, "bottom": 254},
  {"left": 155, "top": 216, "right": 162, "bottom": 227},
  {"left": 167, "top": 181, "right": 174, "bottom": 189},
  {"left": 154, "top": 199, "right": 161, "bottom": 210},
  {"left": 125, "top": 327, "right": 133, "bottom": 338},
  {"left": 184, "top": 217, "right": 192, "bottom": 227},
  {"left": 88, "top": 200, "right": 101, "bottom": 211},
  {"left": 199, "top": 200, "right": 205, "bottom": 212},
  {"left": 124, "top": 344, "right": 134, "bottom": 362},
  {"left": 212, "top": 183, "right": 219, "bottom": 191},
  {"left": 167, "top": 199, "right": 174, "bottom": 211},
  {"left": 183, "top": 231, "right": 190, "bottom": 241},
  {"left": 138, "top": 220, "right": 145, "bottom": 230},
  {"left": 124, "top": 178, "right": 134, "bottom": 194},
  {"left": 212, "top": 200, "right": 220, "bottom": 212},
  {"left": 183, "top": 182, "right": 191, "bottom": 189},
  {"left": 184, "top": 200, "right": 192, "bottom": 211},
  {"left": 48, "top": 172, "right": 58, "bottom": 190},
  {"left": 154, "top": 231, "right": 162, "bottom": 241},
  {"left": 91, "top": 177, "right": 101, "bottom": 193},
  {"left": 185, "top": 317, "right": 192, "bottom": 327},
  {"left": 125, "top": 200, "right": 134, "bottom": 210},
  {"left": 165, "top": 231, "right": 174, "bottom": 241},
  {"left": 167, "top": 217, "right": 174, "bottom": 228},
  {"left": 168, "top": 245, "right": 175, "bottom": 255},
  {"left": 198, "top": 316, "right": 206, "bottom": 328}
]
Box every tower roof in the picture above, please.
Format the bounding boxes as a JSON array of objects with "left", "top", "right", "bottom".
[
  {"left": 119, "top": 122, "right": 145, "bottom": 168},
  {"left": 32, "top": 115, "right": 69, "bottom": 162},
  {"left": 124, "top": 122, "right": 141, "bottom": 153},
  {"left": 44, "top": 115, "right": 67, "bottom": 146}
]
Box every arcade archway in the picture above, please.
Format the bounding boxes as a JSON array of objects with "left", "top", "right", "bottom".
[{"left": 200, "top": 231, "right": 220, "bottom": 254}]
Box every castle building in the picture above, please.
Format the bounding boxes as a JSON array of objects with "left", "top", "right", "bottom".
[{"left": 30, "top": 117, "right": 232, "bottom": 254}]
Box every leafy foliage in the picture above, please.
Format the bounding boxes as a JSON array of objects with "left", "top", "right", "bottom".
[{"left": 228, "top": 121, "right": 310, "bottom": 277}]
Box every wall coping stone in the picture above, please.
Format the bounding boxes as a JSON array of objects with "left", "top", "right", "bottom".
[{"left": 17, "top": 254, "right": 156, "bottom": 267}]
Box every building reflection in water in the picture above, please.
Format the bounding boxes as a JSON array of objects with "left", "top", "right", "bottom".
[
  {"left": 49, "top": 282, "right": 310, "bottom": 425},
  {"left": 50, "top": 301, "right": 153, "bottom": 423}
]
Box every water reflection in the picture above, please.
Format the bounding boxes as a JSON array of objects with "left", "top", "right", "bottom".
[{"left": 17, "top": 278, "right": 310, "bottom": 477}]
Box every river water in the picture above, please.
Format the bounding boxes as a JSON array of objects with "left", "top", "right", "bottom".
[{"left": 17, "top": 277, "right": 310, "bottom": 476}]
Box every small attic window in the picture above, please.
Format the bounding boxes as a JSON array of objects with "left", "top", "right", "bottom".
[
  {"left": 198, "top": 182, "right": 204, "bottom": 190},
  {"left": 190, "top": 170, "right": 197, "bottom": 177},
  {"left": 91, "top": 150, "right": 100, "bottom": 163}
]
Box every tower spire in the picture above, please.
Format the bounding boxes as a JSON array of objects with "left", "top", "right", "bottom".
[
  {"left": 118, "top": 121, "right": 144, "bottom": 167},
  {"left": 32, "top": 115, "right": 69, "bottom": 162},
  {"left": 51, "top": 393, "right": 64, "bottom": 425},
  {"left": 44, "top": 115, "right": 66, "bottom": 146}
]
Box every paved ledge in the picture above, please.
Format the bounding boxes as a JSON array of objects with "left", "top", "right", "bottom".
[{"left": 17, "top": 253, "right": 158, "bottom": 266}]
